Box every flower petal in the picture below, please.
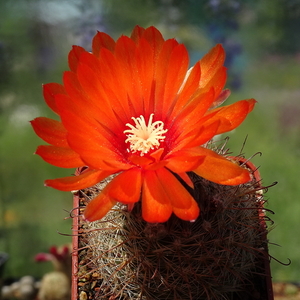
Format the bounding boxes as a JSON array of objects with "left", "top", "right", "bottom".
[
  {"left": 172, "top": 119, "right": 220, "bottom": 152},
  {"left": 134, "top": 38, "right": 155, "bottom": 114},
  {"left": 43, "top": 83, "right": 66, "bottom": 114},
  {"left": 210, "top": 88, "right": 231, "bottom": 109},
  {"left": 62, "top": 70, "right": 121, "bottom": 133},
  {"left": 114, "top": 35, "right": 145, "bottom": 115},
  {"left": 199, "top": 44, "right": 225, "bottom": 88},
  {"left": 142, "top": 170, "right": 172, "bottom": 223},
  {"left": 84, "top": 192, "right": 117, "bottom": 222},
  {"left": 36, "top": 145, "right": 85, "bottom": 168},
  {"left": 166, "top": 149, "right": 206, "bottom": 173},
  {"left": 156, "top": 168, "right": 200, "bottom": 221},
  {"left": 154, "top": 39, "right": 183, "bottom": 118},
  {"left": 205, "top": 99, "right": 256, "bottom": 134},
  {"left": 170, "top": 47, "right": 226, "bottom": 121},
  {"left": 168, "top": 88, "right": 216, "bottom": 149},
  {"left": 127, "top": 154, "right": 154, "bottom": 166},
  {"left": 107, "top": 169, "right": 142, "bottom": 204},
  {"left": 160, "top": 44, "right": 189, "bottom": 116},
  {"left": 77, "top": 48, "right": 132, "bottom": 122},
  {"left": 31, "top": 117, "right": 68, "bottom": 147},
  {"left": 68, "top": 45, "right": 86, "bottom": 72},
  {"left": 92, "top": 31, "right": 115, "bottom": 57},
  {"left": 200, "top": 66, "right": 227, "bottom": 100},
  {"left": 177, "top": 172, "right": 194, "bottom": 188},
  {"left": 171, "top": 62, "right": 201, "bottom": 117},
  {"left": 193, "top": 148, "right": 251, "bottom": 185},
  {"left": 55, "top": 94, "right": 127, "bottom": 170},
  {"left": 45, "top": 169, "right": 113, "bottom": 191},
  {"left": 131, "top": 25, "right": 164, "bottom": 50},
  {"left": 130, "top": 25, "right": 146, "bottom": 42}
]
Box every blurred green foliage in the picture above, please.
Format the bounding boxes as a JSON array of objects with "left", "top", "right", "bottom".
[{"left": 0, "top": 0, "right": 299, "bottom": 281}]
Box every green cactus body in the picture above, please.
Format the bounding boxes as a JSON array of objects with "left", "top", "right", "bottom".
[{"left": 76, "top": 155, "right": 271, "bottom": 300}]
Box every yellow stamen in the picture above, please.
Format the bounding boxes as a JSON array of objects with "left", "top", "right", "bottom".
[{"left": 124, "top": 113, "right": 168, "bottom": 156}]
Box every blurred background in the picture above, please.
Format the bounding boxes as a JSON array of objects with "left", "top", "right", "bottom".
[{"left": 0, "top": 0, "right": 299, "bottom": 284}]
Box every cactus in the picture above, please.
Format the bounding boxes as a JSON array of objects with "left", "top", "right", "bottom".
[{"left": 75, "top": 151, "right": 272, "bottom": 300}]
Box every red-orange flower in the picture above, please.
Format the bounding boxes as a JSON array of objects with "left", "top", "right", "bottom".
[{"left": 31, "top": 25, "right": 256, "bottom": 223}]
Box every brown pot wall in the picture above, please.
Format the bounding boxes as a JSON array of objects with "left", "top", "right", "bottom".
[{"left": 71, "top": 192, "right": 79, "bottom": 300}]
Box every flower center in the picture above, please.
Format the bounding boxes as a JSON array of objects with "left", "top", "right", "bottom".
[{"left": 124, "top": 113, "right": 168, "bottom": 156}]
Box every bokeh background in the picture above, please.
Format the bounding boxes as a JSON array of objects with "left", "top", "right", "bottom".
[{"left": 0, "top": 0, "right": 299, "bottom": 282}]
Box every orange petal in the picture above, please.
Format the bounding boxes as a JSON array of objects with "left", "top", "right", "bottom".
[
  {"left": 193, "top": 148, "right": 251, "bottom": 185},
  {"left": 73, "top": 147, "right": 129, "bottom": 171},
  {"left": 134, "top": 27, "right": 165, "bottom": 115},
  {"left": 45, "top": 169, "right": 113, "bottom": 191},
  {"left": 76, "top": 50, "right": 131, "bottom": 121},
  {"left": 160, "top": 44, "right": 189, "bottom": 116},
  {"left": 153, "top": 39, "right": 181, "bottom": 118},
  {"left": 132, "top": 26, "right": 165, "bottom": 52},
  {"left": 75, "top": 63, "right": 111, "bottom": 110},
  {"left": 134, "top": 38, "right": 155, "bottom": 114},
  {"left": 199, "top": 44, "right": 225, "bottom": 88},
  {"left": 177, "top": 172, "right": 194, "bottom": 188},
  {"left": 92, "top": 31, "right": 115, "bottom": 57},
  {"left": 128, "top": 154, "right": 154, "bottom": 166},
  {"left": 31, "top": 117, "right": 68, "bottom": 147},
  {"left": 107, "top": 169, "right": 142, "bottom": 204},
  {"left": 68, "top": 45, "right": 86, "bottom": 72},
  {"left": 149, "top": 148, "right": 164, "bottom": 162},
  {"left": 210, "top": 88, "right": 231, "bottom": 109},
  {"left": 63, "top": 71, "right": 86, "bottom": 101},
  {"left": 144, "top": 161, "right": 168, "bottom": 171},
  {"left": 170, "top": 62, "right": 201, "bottom": 118},
  {"left": 77, "top": 50, "right": 102, "bottom": 74},
  {"left": 36, "top": 145, "right": 85, "bottom": 168},
  {"left": 62, "top": 70, "right": 121, "bottom": 134},
  {"left": 142, "top": 170, "right": 172, "bottom": 223},
  {"left": 166, "top": 149, "right": 206, "bottom": 173},
  {"left": 43, "top": 83, "right": 66, "bottom": 114},
  {"left": 205, "top": 99, "right": 256, "bottom": 134},
  {"left": 143, "top": 26, "right": 165, "bottom": 49},
  {"left": 171, "top": 63, "right": 226, "bottom": 120},
  {"left": 128, "top": 151, "right": 168, "bottom": 170},
  {"left": 84, "top": 192, "right": 117, "bottom": 222},
  {"left": 171, "top": 62, "right": 226, "bottom": 124},
  {"left": 130, "top": 25, "right": 146, "bottom": 42},
  {"left": 55, "top": 94, "right": 126, "bottom": 170},
  {"left": 146, "top": 26, "right": 165, "bottom": 48},
  {"left": 114, "top": 36, "right": 145, "bottom": 115},
  {"left": 200, "top": 66, "right": 227, "bottom": 100},
  {"left": 168, "top": 88, "right": 216, "bottom": 148},
  {"left": 156, "top": 168, "right": 199, "bottom": 221},
  {"left": 170, "top": 118, "right": 220, "bottom": 154}
]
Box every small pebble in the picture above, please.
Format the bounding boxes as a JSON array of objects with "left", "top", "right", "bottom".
[
  {"left": 92, "top": 272, "right": 99, "bottom": 278},
  {"left": 78, "top": 282, "right": 86, "bottom": 287},
  {"left": 79, "top": 291, "right": 88, "bottom": 300}
]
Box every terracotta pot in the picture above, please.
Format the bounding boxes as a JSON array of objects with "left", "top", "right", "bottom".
[
  {"left": 71, "top": 158, "right": 274, "bottom": 300},
  {"left": 71, "top": 192, "right": 80, "bottom": 300}
]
